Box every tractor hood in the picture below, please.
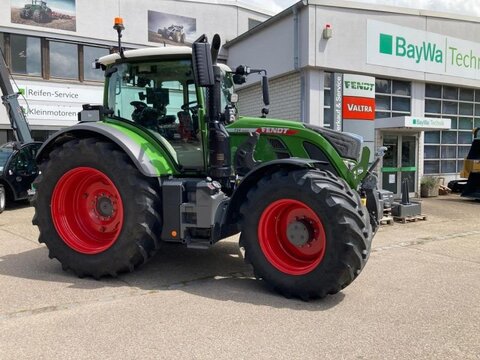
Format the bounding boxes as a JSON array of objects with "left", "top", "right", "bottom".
[{"left": 303, "top": 124, "right": 362, "bottom": 161}]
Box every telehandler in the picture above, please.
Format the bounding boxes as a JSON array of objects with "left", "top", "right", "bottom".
[{"left": 449, "top": 128, "right": 480, "bottom": 199}]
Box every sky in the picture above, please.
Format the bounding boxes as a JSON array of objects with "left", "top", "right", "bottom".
[{"left": 242, "top": 0, "right": 480, "bottom": 18}]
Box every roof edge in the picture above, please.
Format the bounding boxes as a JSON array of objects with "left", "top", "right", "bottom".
[
  {"left": 174, "top": 0, "right": 275, "bottom": 16},
  {"left": 225, "top": 0, "right": 480, "bottom": 48},
  {"left": 225, "top": 1, "right": 306, "bottom": 48},
  {"left": 308, "top": 0, "right": 480, "bottom": 23}
]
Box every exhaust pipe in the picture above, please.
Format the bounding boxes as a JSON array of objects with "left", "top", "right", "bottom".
[{"left": 211, "top": 34, "right": 221, "bottom": 64}]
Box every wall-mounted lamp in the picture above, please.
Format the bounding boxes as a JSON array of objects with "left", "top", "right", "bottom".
[{"left": 323, "top": 23, "right": 332, "bottom": 39}]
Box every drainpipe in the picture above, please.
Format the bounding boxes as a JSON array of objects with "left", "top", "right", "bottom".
[{"left": 293, "top": 5, "right": 299, "bottom": 70}]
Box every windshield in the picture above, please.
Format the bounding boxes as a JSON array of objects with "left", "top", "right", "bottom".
[
  {"left": 107, "top": 59, "right": 197, "bottom": 121},
  {"left": 0, "top": 149, "right": 13, "bottom": 170},
  {"left": 107, "top": 59, "right": 204, "bottom": 170}
]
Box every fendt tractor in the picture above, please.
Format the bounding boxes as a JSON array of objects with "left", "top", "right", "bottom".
[
  {"left": 158, "top": 25, "right": 186, "bottom": 44},
  {"left": 20, "top": 0, "right": 53, "bottom": 24},
  {"left": 32, "top": 19, "right": 383, "bottom": 300}
]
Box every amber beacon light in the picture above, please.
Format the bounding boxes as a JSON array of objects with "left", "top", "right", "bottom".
[
  {"left": 113, "top": 17, "right": 125, "bottom": 58},
  {"left": 114, "top": 17, "right": 124, "bottom": 30}
]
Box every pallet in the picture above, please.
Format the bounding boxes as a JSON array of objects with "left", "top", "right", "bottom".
[
  {"left": 380, "top": 215, "right": 394, "bottom": 225},
  {"left": 393, "top": 214, "right": 427, "bottom": 224}
]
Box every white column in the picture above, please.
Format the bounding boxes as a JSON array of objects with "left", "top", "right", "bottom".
[
  {"left": 411, "top": 81, "right": 426, "bottom": 196},
  {"left": 302, "top": 68, "right": 324, "bottom": 126}
]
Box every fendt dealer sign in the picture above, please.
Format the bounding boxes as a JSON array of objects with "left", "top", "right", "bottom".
[
  {"left": 342, "top": 74, "right": 375, "bottom": 120},
  {"left": 367, "top": 20, "right": 480, "bottom": 80}
]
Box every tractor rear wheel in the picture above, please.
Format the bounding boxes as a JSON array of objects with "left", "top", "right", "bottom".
[
  {"left": 239, "top": 169, "right": 372, "bottom": 300},
  {"left": 32, "top": 138, "right": 162, "bottom": 278}
]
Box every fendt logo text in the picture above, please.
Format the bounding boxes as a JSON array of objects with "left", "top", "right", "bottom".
[
  {"left": 379, "top": 33, "right": 443, "bottom": 64},
  {"left": 344, "top": 81, "right": 374, "bottom": 91}
]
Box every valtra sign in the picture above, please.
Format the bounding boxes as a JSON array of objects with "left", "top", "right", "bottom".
[{"left": 342, "top": 74, "right": 375, "bottom": 120}]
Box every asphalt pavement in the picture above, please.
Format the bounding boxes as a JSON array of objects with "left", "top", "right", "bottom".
[{"left": 0, "top": 195, "right": 479, "bottom": 359}]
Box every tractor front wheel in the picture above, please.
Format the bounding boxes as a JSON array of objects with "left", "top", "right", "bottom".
[
  {"left": 32, "top": 138, "right": 162, "bottom": 278},
  {"left": 240, "top": 169, "right": 372, "bottom": 300},
  {"left": 32, "top": 9, "right": 41, "bottom": 23}
]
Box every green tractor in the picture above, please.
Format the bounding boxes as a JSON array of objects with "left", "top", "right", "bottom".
[
  {"left": 32, "top": 25, "right": 383, "bottom": 299},
  {"left": 19, "top": 0, "right": 52, "bottom": 23}
]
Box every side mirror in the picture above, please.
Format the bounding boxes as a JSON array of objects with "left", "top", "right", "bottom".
[
  {"left": 262, "top": 76, "right": 270, "bottom": 106},
  {"left": 192, "top": 38, "right": 214, "bottom": 87},
  {"left": 78, "top": 104, "right": 110, "bottom": 122},
  {"left": 233, "top": 74, "right": 246, "bottom": 85}
]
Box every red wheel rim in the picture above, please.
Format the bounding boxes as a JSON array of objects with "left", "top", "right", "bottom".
[
  {"left": 258, "top": 199, "right": 326, "bottom": 275},
  {"left": 51, "top": 167, "right": 124, "bottom": 254}
]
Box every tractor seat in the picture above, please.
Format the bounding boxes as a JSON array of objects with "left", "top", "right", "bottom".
[{"left": 177, "top": 111, "right": 194, "bottom": 141}]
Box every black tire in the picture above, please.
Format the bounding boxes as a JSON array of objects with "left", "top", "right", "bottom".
[
  {"left": 239, "top": 169, "right": 372, "bottom": 300},
  {"left": 0, "top": 185, "right": 5, "bottom": 214},
  {"left": 32, "top": 138, "right": 162, "bottom": 278},
  {"left": 32, "top": 9, "right": 41, "bottom": 23}
]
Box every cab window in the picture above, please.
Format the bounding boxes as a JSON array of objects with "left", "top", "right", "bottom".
[{"left": 108, "top": 59, "right": 203, "bottom": 170}]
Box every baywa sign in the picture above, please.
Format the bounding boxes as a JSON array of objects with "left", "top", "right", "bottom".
[{"left": 367, "top": 20, "right": 480, "bottom": 80}]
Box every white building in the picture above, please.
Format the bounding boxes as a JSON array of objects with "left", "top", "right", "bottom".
[
  {"left": 226, "top": 0, "right": 480, "bottom": 195},
  {"left": 2, "top": 0, "right": 479, "bottom": 196},
  {"left": 0, "top": 0, "right": 271, "bottom": 141}
]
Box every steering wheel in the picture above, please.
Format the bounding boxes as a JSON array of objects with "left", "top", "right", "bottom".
[
  {"left": 181, "top": 101, "right": 198, "bottom": 113},
  {"left": 130, "top": 101, "right": 148, "bottom": 110}
]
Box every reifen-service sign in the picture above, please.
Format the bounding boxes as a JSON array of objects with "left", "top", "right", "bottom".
[{"left": 8, "top": 81, "right": 103, "bottom": 127}]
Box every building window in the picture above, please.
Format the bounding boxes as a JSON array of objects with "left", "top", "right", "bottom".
[
  {"left": 83, "top": 46, "right": 109, "bottom": 81},
  {"left": 49, "top": 41, "right": 78, "bottom": 79},
  {"left": 31, "top": 130, "right": 58, "bottom": 142},
  {"left": 248, "top": 18, "right": 262, "bottom": 30},
  {"left": 10, "top": 34, "right": 42, "bottom": 76},
  {"left": 375, "top": 78, "right": 411, "bottom": 119},
  {"left": 424, "top": 83, "right": 480, "bottom": 175}
]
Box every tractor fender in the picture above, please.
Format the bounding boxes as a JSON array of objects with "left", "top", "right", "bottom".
[
  {"left": 222, "top": 158, "right": 325, "bottom": 237},
  {"left": 36, "top": 122, "right": 177, "bottom": 177}
]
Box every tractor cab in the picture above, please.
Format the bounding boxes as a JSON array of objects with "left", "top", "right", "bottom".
[{"left": 96, "top": 47, "right": 238, "bottom": 172}]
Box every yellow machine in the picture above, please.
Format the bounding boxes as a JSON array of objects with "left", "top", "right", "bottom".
[{"left": 450, "top": 128, "right": 480, "bottom": 199}]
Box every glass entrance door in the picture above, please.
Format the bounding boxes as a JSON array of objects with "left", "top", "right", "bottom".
[{"left": 381, "top": 134, "right": 417, "bottom": 197}]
